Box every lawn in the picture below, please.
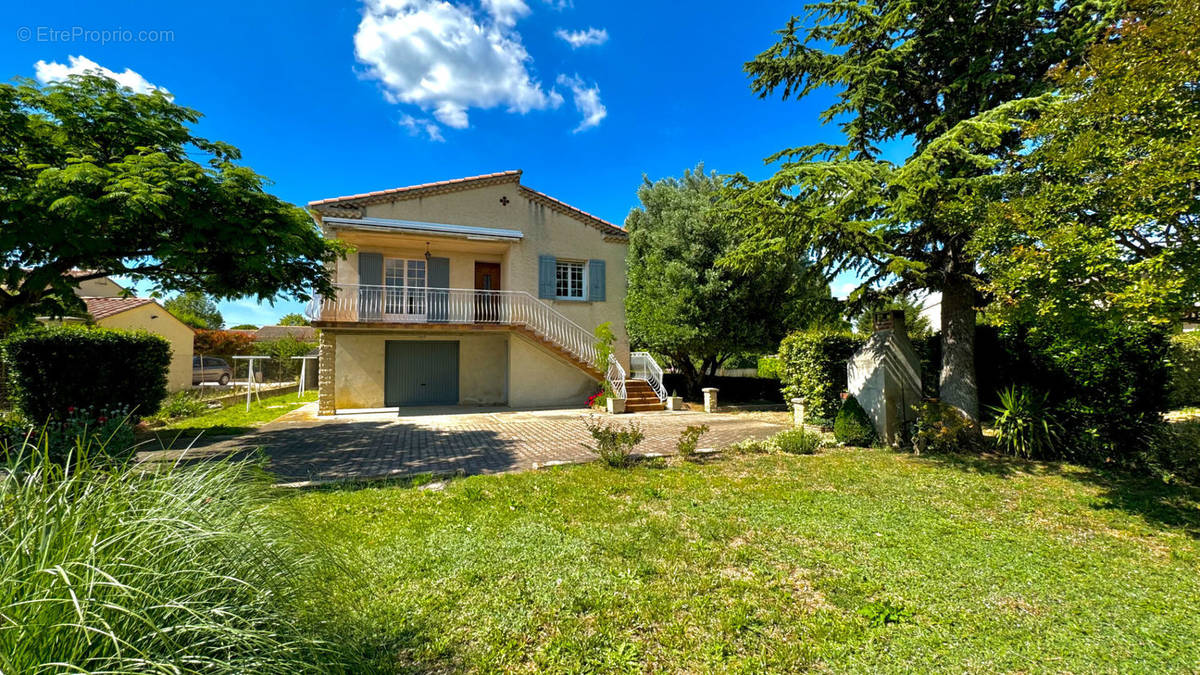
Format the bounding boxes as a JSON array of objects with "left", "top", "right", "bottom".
[
  {"left": 276, "top": 447, "right": 1200, "bottom": 673},
  {"left": 144, "top": 390, "right": 317, "bottom": 447}
]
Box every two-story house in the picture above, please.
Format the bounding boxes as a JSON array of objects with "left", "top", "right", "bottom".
[{"left": 306, "top": 171, "right": 665, "bottom": 414}]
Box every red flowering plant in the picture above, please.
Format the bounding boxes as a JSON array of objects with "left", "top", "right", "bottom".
[{"left": 587, "top": 389, "right": 609, "bottom": 409}]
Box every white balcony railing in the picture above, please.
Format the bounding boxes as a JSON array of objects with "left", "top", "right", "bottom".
[
  {"left": 630, "top": 351, "right": 667, "bottom": 401},
  {"left": 307, "top": 284, "right": 615, "bottom": 391}
]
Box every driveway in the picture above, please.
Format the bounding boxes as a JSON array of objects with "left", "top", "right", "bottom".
[{"left": 151, "top": 404, "right": 789, "bottom": 485}]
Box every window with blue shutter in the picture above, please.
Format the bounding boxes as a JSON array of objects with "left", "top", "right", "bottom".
[
  {"left": 538, "top": 255, "right": 556, "bottom": 299},
  {"left": 587, "top": 259, "right": 606, "bottom": 302}
]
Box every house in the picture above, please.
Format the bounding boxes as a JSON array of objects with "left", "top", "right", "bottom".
[
  {"left": 306, "top": 170, "right": 659, "bottom": 413},
  {"left": 67, "top": 277, "right": 195, "bottom": 391}
]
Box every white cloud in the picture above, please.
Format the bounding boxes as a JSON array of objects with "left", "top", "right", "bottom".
[
  {"left": 34, "top": 55, "right": 166, "bottom": 95},
  {"left": 355, "top": 0, "right": 564, "bottom": 137},
  {"left": 399, "top": 113, "right": 445, "bottom": 141},
  {"left": 556, "top": 74, "right": 606, "bottom": 132},
  {"left": 555, "top": 27, "right": 608, "bottom": 48}
]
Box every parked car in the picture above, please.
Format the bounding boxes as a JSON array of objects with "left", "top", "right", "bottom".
[{"left": 192, "top": 356, "right": 233, "bottom": 385}]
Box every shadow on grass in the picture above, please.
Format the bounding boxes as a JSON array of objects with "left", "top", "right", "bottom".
[{"left": 915, "top": 451, "right": 1200, "bottom": 539}]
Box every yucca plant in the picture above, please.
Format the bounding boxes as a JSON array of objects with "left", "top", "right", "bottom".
[
  {"left": 0, "top": 427, "right": 357, "bottom": 673},
  {"left": 989, "top": 386, "right": 1062, "bottom": 459}
]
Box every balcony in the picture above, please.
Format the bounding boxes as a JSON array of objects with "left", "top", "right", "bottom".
[{"left": 306, "top": 284, "right": 603, "bottom": 374}]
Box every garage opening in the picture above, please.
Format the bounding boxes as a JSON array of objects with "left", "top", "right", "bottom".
[{"left": 385, "top": 340, "right": 459, "bottom": 406}]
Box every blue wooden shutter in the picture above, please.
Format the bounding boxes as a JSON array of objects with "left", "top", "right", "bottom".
[
  {"left": 358, "top": 252, "right": 383, "bottom": 320},
  {"left": 427, "top": 257, "right": 450, "bottom": 322},
  {"left": 538, "top": 255, "right": 556, "bottom": 299},
  {"left": 588, "top": 259, "right": 606, "bottom": 301}
]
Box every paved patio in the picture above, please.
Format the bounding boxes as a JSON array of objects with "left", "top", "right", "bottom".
[{"left": 151, "top": 403, "right": 789, "bottom": 484}]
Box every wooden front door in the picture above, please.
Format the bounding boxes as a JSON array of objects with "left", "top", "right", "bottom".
[{"left": 474, "top": 262, "right": 501, "bottom": 322}]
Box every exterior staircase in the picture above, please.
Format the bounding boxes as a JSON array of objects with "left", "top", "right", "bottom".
[{"left": 624, "top": 379, "right": 665, "bottom": 412}]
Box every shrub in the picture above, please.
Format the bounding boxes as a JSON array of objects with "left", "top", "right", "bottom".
[
  {"left": 2, "top": 326, "right": 170, "bottom": 422},
  {"left": 676, "top": 424, "right": 710, "bottom": 459},
  {"left": 834, "top": 395, "right": 876, "bottom": 446},
  {"left": 1168, "top": 332, "right": 1200, "bottom": 408},
  {"left": 778, "top": 330, "right": 867, "bottom": 419},
  {"left": 911, "top": 400, "right": 979, "bottom": 454},
  {"left": 989, "top": 386, "right": 1062, "bottom": 459},
  {"left": 774, "top": 428, "right": 823, "bottom": 455},
  {"left": 155, "top": 390, "right": 210, "bottom": 420},
  {"left": 587, "top": 389, "right": 608, "bottom": 409},
  {"left": 252, "top": 335, "right": 318, "bottom": 381},
  {"left": 1145, "top": 420, "right": 1200, "bottom": 485},
  {"left": 0, "top": 431, "right": 356, "bottom": 672},
  {"left": 583, "top": 416, "right": 645, "bottom": 468},
  {"left": 757, "top": 355, "right": 782, "bottom": 380}
]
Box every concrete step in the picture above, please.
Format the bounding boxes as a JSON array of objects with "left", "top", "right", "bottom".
[{"left": 626, "top": 402, "right": 666, "bottom": 412}]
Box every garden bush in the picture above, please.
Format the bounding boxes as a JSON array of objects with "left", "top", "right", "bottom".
[
  {"left": 989, "top": 386, "right": 1062, "bottom": 459},
  {"left": 0, "top": 430, "right": 360, "bottom": 673},
  {"left": 1168, "top": 332, "right": 1200, "bottom": 408},
  {"left": 774, "top": 428, "right": 823, "bottom": 455},
  {"left": 2, "top": 326, "right": 170, "bottom": 422},
  {"left": 757, "top": 354, "right": 782, "bottom": 380},
  {"left": 834, "top": 395, "right": 876, "bottom": 446},
  {"left": 1146, "top": 420, "right": 1200, "bottom": 485},
  {"left": 911, "top": 400, "right": 980, "bottom": 454},
  {"left": 676, "top": 424, "right": 709, "bottom": 460},
  {"left": 252, "top": 335, "right": 318, "bottom": 381},
  {"left": 778, "top": 330, "right": 867, "bottom": 419},
  {"left": 584, "top": 416, "right": 645, "bottom": 467}
]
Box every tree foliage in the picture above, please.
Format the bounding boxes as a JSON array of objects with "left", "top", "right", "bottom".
[
  {"left": 164, "top": 292, "right": 223, "bottom": 330},
  {"left": 726, "top": 0, "right": 1117, "bottom": 418},
  {"left": 977, "top": 0, "right": 1200, "bottom": 337},
  {"left": 0, "top": 74, "right": 347, "bottom": 331},
  {"left": 277, "top": 313, "right": 310, "bottom": 327},
  {"left": 624, "top": 164, "right": 839, "bottom": 394}
]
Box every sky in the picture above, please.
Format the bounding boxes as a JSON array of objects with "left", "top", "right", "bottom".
[{"left": 1, "top": 0, "right": 897, "bottom": 327}]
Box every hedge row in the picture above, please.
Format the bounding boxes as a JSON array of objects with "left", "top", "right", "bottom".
[
  {"left": 661, "top": 374, "right": 783, "bottom": 404},
  {"left": 2, "top": 326, "right": 171, "bottom": 422},
  {"left": 777, "top": 330, "right": 867, "bottom": 419},
  {"left": 1168, "top": 332, "right": 1200, "bottom": 408}
]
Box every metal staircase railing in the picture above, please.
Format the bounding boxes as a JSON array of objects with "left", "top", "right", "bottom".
[
  {"left": 629, "top": 351, "right": 666, "bottom": 401},
  {"left": 307, "top": 284, "right": 624, "bottom": 395}
]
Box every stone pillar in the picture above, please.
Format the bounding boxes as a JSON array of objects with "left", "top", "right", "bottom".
[
  {"left": 702, "top": 387, "right": 719, "bottom": 413},
  {"left": 791, "top": 397, "right": 807, "bottom": 428},
  {"left": 317, "top": 331, "right": 336, "bottom": 416}
]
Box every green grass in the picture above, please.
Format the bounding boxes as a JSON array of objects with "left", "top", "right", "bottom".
[
  {"left": 146, "top": 390, "right": 316, "bottom": 445},
  {"left": 277, "top": 448, "right": 1200, "bottom": 673}
]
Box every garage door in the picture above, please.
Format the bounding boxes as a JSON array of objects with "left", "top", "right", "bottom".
[{"left": 385, "top": 341, "right": 459, "bottom": 406}]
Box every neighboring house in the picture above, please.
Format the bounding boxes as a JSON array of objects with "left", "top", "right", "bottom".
[
  {"left": 78, "top": 295, "right": 195, "bottom": 392},
  {"left": 255, "top": 325, "right": 318, "bottom": 342},
  {"left": 306, "top": 170, "right": 637, "bottom": 413}
]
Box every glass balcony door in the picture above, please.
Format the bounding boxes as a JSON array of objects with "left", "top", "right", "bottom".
[{"left": 384, "top": 258, "right": 427, "bottom": 321}]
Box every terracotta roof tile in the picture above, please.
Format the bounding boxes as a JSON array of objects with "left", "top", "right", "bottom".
[
  {"left": 308, "top": 171, "right": 523, "bottom": 207},
  {"left": 83, "top": 296, "right": 155, "bottom": 321},
  {"left": 255, "top": 325, "right": 317, "bottom": 341}
]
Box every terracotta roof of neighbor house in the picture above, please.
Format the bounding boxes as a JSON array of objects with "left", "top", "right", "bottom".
[
  {"left": 83, "top": 296, "right": 156, "bottom": 321},
  {"left": 255, "top": 325, "right": 317, "bottom": 341},
  {"left": 308, "top": 170, "right": 627, "bottom": 239}
]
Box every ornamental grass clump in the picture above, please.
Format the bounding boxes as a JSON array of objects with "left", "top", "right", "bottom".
[{"left": 0, "top": 429, "right": 354, "bottom": 674}]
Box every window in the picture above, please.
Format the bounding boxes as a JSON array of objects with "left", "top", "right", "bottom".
[
  {"left": 384, "top": 258, "right": 427, "bottom": 315},
  {"left": 555, "top": 260, "right": 586, "bottom": 300}
]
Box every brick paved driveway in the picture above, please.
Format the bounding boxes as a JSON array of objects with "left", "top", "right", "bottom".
[{"left": 170, "top": 404, "right": 788, "bottom": 484}]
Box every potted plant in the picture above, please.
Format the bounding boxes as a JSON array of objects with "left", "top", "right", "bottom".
[{"left": 666, "top": 390, "right": 685, "bottom": 411}]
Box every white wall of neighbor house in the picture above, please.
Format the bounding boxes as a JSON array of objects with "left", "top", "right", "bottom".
[
  {"left": 352, "top": 181, "right": 630, "bottom": 367},
  {"left": 331, "top": 330, "right": 507, "bottom": 409},
  {"left": 73, "top": 276, "right": 126, "bottom": 298}
]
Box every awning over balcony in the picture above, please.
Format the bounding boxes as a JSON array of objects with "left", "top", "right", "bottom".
[{"left": 321, "top": 216, "right": 524, "bottom": 242}]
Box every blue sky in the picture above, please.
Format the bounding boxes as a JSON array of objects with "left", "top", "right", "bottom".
[{"left": 2, "top": 0, "right": 870, "bottom": 326}]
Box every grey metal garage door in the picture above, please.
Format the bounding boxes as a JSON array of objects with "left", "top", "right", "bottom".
[{"left": 385, "top": 341, "right": 459, "bottom": 406}]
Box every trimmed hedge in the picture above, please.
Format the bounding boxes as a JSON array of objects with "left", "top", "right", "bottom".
[
  {"left": 661, "top": 374, "right": 783, "bottom": 403},
  {"left": 2, "top": 326, "right": 171, "bottom": 421},
  {"left": 778, "top": 330, "right": 867, "bottom": 419},
  {"left": 834, "top": 395, "right": 876, "bottom": 446},
  {"left": 1168, "top": 332, "right": 1200, "bottom": 408}
]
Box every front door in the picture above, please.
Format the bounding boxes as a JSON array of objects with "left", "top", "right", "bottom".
[
  {"left": 474, "top": 262, "right": 502, "bottom": 323},
  {"left": 384, "top": 340, "right": 459, "bottom": 406}
]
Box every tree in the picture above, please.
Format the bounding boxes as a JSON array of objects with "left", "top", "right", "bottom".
[
  {"left": 277, "top": 313, "right": 310, "bottom": 326},
  {"left": 977, "top": 0, "right": 1200, "bottom": 337},
  {"left": 853, "top": 296, "right": 933, "bottom": 339},
  {"left": 229, "top": 324, "right": 259, "bottom": 330},
  {"left": 164, "top": 291, "right": 224, "bottom": 330},
  {"left": 0, "top": 74, "right": 347, "bottom": 332},
  {"left": 726, "top": 0, "right": 1117, "bottom": 420},
  {"left": 625, "top": 164, "right": 840, "bottom": 395}
]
